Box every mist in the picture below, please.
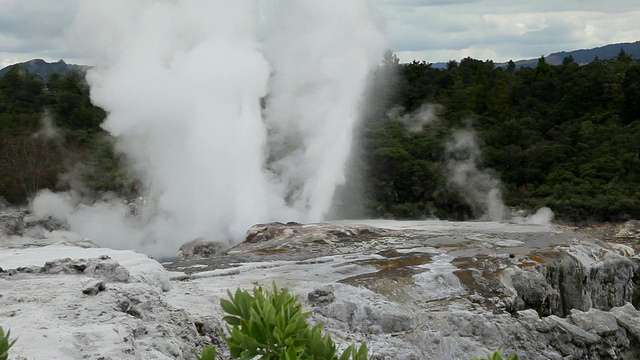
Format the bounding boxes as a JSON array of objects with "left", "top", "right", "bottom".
[
  {"left": 445, "top": 129, "right": 507, "bottom": 221},
  {"left": 31, "top": 1, "right": 386, "bottom": 258},
  {"left": 388, "top": 103, "right": 443, "bottom": 133},
  {"left": 443, "top": 128, "right": 555, "bottom": 225},
  {"left": 262, "top": 0, "right": 386, "bottom": 220}
]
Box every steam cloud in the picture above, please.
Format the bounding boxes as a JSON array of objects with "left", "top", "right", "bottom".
[
  {"left": 32, "top": 1, "right": 386, "bottom": 258},
  {"left": 445, "top": 129, "right": 507, "bottom": 221},
  {"left": 263, "top": 1, "right": 386, "bottom": 220},
  {"left": 388, "top": 104, "right": 442, "bottom": 132},
  {"left": 444, "top": 128, "right": 554, "bottom": 225}
]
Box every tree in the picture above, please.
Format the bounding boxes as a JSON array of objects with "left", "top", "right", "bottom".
[
  {"left": 562, "top": 55, "right": 575, "bottom": 65},
  {"left": 0, "top": 133, "right": 63, "bottom": 203},
  {"left": 381, "top": 48, "right": 400, "bottom": 67},
  {"left": 49, "top": 70, "right": 106, "bottom": 133},
  {"left": 622, "top": 65, "right": 640, "bottom": 123},
  {"left": 617, "top": 48, "right": 632, "bottom": 63}
]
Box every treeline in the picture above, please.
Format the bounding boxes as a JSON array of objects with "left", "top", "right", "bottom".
[
  {"left": 353, "top": 50, "right": 640, "bottom": 222},
  {"left": 1, "top": 51, "right": 640, "bottom": 222},
  {"left": 0, "top": 66, "right": 129, "bottom": 204}
]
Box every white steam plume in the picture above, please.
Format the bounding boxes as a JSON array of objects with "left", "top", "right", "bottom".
[
  {"left": 33, "top": 110, "right": 61, "bottom": 140},
  {"left": 445, "top": 129, "right": 508, "bottom": 222},
  {"left": 31, "top": 1, "right": 385, "bottom": 258},
  {"left": 262, "top": 0, "right": 386, "bottom": 220},
  {"left": 387, "top": 104, "right": 442, "bottom": 132}
]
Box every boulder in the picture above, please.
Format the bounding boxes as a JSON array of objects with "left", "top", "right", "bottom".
[
  {"left": 85, "top": 255, "right": 131, "bottom": 282},
  {"left": 0, "top": 209, "right": 66, "bottom": 238},
  {"left": 610, "top": 303, "right": 640, "bottom": 339},
  {"left": 308, "top": 288, "right": 335, "bottom": 305},
  {"left": 82, "top": 280, "right": 106, "bottom": 295},
  {"left": 569, "top": 308, "right": 618, "bottom": 335},
  {"left": 177, "top": 238, "right": 229, "bottom": 260},
  {"left": 615, "top": 220, "right": 640, "bottom": 238}
]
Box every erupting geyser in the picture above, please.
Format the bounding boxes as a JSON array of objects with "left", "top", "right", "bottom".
[{"left": 32, "top": 0, "right": 386, "bottom": 258}]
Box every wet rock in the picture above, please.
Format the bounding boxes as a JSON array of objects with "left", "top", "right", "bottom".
[
  {"left": 610, "top": 303, "right": 640, "bottom": 339},
  {"left": 6, "top": 219, "right": 640, "bottom": 359},
  {"left": 308, "top": 288, "right": 335, "bottom": 305},
  {"left": 546, "top": 315, "right": 602, "bottom": 344},
  {"left": 569, "top": 308, "right": 618, "bottom": 335},
  {"left": 586, "top": 252, "right": 635, "bottom": 310},
  {"left": 85, "top": 256, "right": 130, "bottom": 282},
  {"left": 508, "top": 247, "right": 636, "bottom": 317},
  {"left": 0, "top": 210, "right": 66, "bottom": 238},
  {"left": 82, "top": 280, "right": 106, "bottom": 295},
  {"left": 243, "top": 222, "right": 297, "bottom": 244},
  {"left": 178, "top": 238, "right": 229, "bottom": 260},
  {"left": 540, "top": 251, "right": 587, "bottom": 316},
  {"left": 318, "top": 297, "right": 417, "bottom": 335},
  {"left": 366, "top": 308, "right": 417, "bottom": 334},
  {"left": 615, "top": 220, "right": 640, "bottom": 238},
  {"left": 316, "top": 301, "right": 358, "bottom": 324},
  {"left": 511, "top": 268, "right": 561, "bottom": 316},
  {"left": 515, "top": 308, "right": 540, "bottom": 322},
  {"left": 41, "top": 258, "right": 88, "bottom": 274},
  {"left": 240, "top": 222, "right": 388, "bottom": 252},
  {"left": 0, "top": 210, "right": 25, "bottom": 236}
]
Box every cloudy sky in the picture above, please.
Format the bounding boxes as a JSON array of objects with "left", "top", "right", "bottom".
[{"left": 1, "top": 0, "right": 640, "bottom": 68}]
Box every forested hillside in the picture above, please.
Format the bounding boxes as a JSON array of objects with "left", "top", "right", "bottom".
[
  {"left": 0, "top": 59, "right": 86, "bottom": 82},
  {"left": 1, "top": 50, "right": 639, "bottom": 222},
  {"left": 355, "top": 50, "right": 640, "bottom": 222},
  {"left": 0, "top": 66, "right": 128, "bottom": 204}
]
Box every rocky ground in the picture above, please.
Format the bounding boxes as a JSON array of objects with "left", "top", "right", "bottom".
[
  {"left": 1, "top": 210, "right": 639, "bottom": 359},
  {"left": 564, "top": 220, "right": 640, "bottom": 252},
  {"left": 169, "top": 220, "right": 640, "bottom": 359}
]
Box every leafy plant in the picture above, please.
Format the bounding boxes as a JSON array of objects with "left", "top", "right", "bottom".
[
  {"left": 0, "top": 326, "right": 17, "bottom": 360},
  {"left": 472, "top": 350, "right": 519, "bottom": 360},
  {"left": 217, "top": 283, "right": 368, "bottom": 360},
  {"left": 196, "top": 345, "right": 216, "bottom": 360}
]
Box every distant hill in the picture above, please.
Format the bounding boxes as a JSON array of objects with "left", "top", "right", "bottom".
[
  {"left": 510, "top": 41, "right": 640, "bottom": 68},
  {"left": 4, "top": 40, "right": 640, "bottom": 78},
  {"left": 430, "top": 40, "right": 640, "bottom": 69},
  {"left": 0, "top": 59, "right": 88, "bottom": 82}
]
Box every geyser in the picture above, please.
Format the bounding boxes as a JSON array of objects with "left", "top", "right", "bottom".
[
  {"left": 33, "top": 0, "right": 386, "bottom": 258},
  {"left": 262, "top": 1, "right": 387, "bottom": 220}
]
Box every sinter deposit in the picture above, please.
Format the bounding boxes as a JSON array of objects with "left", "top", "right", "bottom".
[{"left": 1, "top": 215, "right": 639, "bottom": 359}]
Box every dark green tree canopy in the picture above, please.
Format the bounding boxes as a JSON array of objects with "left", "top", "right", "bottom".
[{"left": 2, "top": 54, "right": 640, "bottom": 222}]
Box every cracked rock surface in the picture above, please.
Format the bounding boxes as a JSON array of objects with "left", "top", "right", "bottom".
[{"left": 2, "top": 218, "right": 640, "bottom": 359}]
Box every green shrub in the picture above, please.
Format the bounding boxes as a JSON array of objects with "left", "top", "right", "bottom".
[
  {"left": 196, "top": 345, "right": 216, "bottom": 360},
  {"left": 201, "top": 283, "right": 368, "bottom": 360},
  {"left": 473, "top": 350, "right": 519, "bottom": 360},
  {"left": 0, "top": 326, "right": 17, "bottom": 360},
  {"left": 198, "top": 285, "right": 520, "bottom": 360}
]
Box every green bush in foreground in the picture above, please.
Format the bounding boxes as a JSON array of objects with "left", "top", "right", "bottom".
[
  {"left": 4, "top": 293, "right": 519, "bottom": 360},
  {"left": 473, "top": 350, "right": 519, "bottom": 360},
  {"left": 196, "top": 344, "right": 216, "bottom": 360},
  {"left": 199, "top": 284, "right": 519, "bottom": 360},
  {"left": 218, "top": 284, "right": 368, "bottom": 360},
  {"left": 0, "top": 326, "right": 17, "bottom": 360}
]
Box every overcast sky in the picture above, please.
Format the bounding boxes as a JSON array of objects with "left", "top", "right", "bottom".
[{"left": 2, "top": 0, "right": 640, "bottom": 68}]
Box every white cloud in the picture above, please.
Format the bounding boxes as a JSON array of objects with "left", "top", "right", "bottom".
[
  {"left": 381, "top": 0, "right": 640, "bottom": 62},
  {"left": 483, "top": 13, "right": 549, "bottom": 36},
  {"left": 1, "top": 57, "right": 19, "bottom": 68},
  {"left": 0, "top": 0, "right": 79, "bottom": 63},
  {"left": 383, "top": 0, "right": 480, "bottom": 6},
  {"left": 0, "top": 0, "right": 639, "bottom": 65}
]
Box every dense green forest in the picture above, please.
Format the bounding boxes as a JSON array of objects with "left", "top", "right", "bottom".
[
  {"left": 0, "top": 66, "right": 128, "bottom": 204},
  {"left": 355, "top": 50, "right": 640, "bottom": 222},
  {"left": 1, "top": 50, "right": 639, "bottom": 222}
]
